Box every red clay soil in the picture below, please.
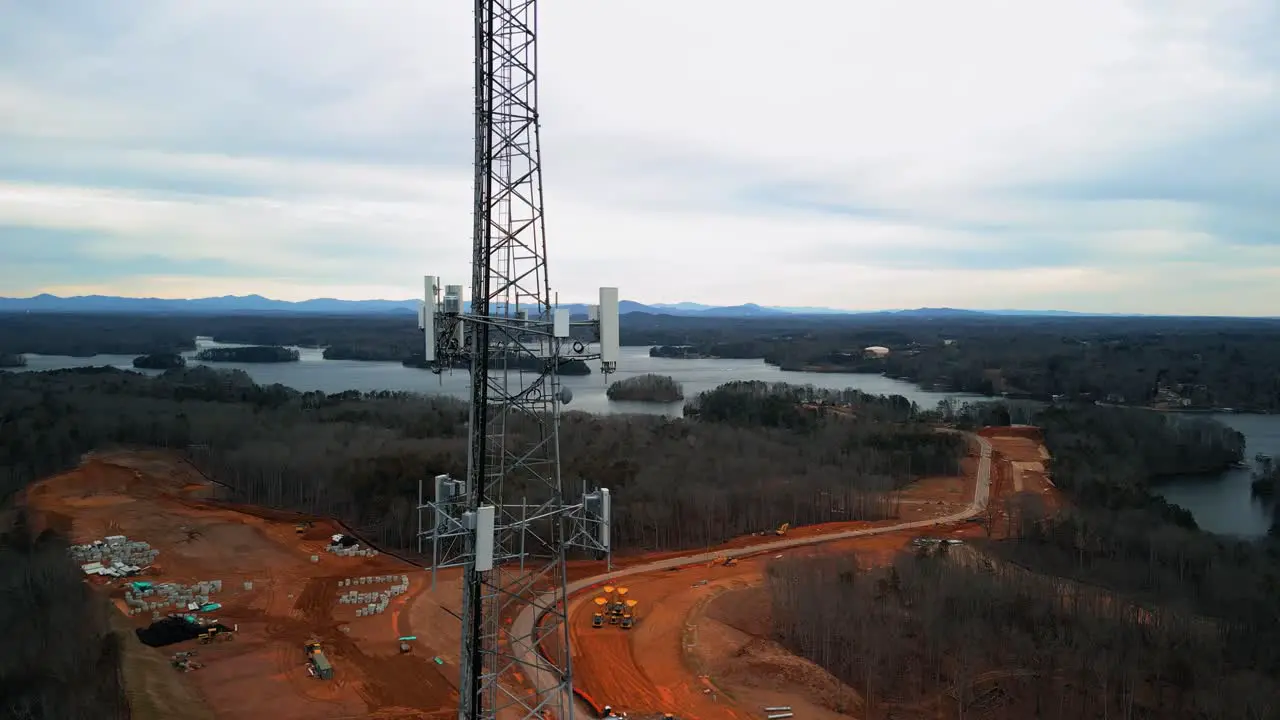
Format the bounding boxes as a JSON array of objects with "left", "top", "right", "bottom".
[
  {"left": 558, "top": 437, "right": 996, "bottom": 720},
  {"left": 982, "top": 426, "right": 1064, "bottom": 515},
  {"left": 24, "top": 451, "right": 461, "bottom": 720}
]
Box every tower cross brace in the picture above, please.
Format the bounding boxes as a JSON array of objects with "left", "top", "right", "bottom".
[{"left": 415, "top": 2, "right": 619, "bottom": 720}]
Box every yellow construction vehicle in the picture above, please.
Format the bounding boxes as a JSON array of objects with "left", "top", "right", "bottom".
[
  {"left": 304, "top": 638, "right": 334, "bottom": 680},
  {"left": 620, "top": 599, "right": 639, "bottom": 629},
  {"left": 591, "top": 597, "right": 608, "bottom": 628},
  {"left": 601, "top": 586, "right": 617, "bottom": 624},
  {"left": 295, "top": 521, "right": 312, "bottom": 535},
  {"left": 610, "top": 587, "right": 629, "bottom": 624},
  {"left": 775, "top": 522, "right": 790, "bottom": 536},
  {"left": 198, "top": 627, "right": 233, "bottom": 644}
]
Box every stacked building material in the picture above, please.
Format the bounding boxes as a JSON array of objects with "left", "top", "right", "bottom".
[
  {"left": 123, "top": 580, "right": 224, "bottom": 616},
  {"left": 336, "top": 575, "right": 410, "bottom": 616},
  {"left": 70, "top": 535, "right": 160, "bottom": 577}
]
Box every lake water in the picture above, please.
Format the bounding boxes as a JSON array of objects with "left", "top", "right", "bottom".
[
  {"left": 1153, "top": 413, "right": 1280, "bottom": 538},
  {"left": 14, "top": 340, "right": 981, "bottom": 417},
  {"left": 13, "top": 341, "right": 1280, "bottom": 537}
]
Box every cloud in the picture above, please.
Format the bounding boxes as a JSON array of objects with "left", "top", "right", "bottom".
[{"left": 0, "top": 0, "right": 1277, "bottom": 314}]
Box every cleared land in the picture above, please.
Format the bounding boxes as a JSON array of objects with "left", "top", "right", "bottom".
[
  {"left": 552, "top": 429, "right": 1061, "bottom": 720},
  {"left": 24, "top": 451, "right": 461, "bottom": 720},
  {"left": 28, "top": 428, "right": 1049, "bottom": 720},
  {"left": 547, "top": 434, "right": 1005, "bottom": 720}
]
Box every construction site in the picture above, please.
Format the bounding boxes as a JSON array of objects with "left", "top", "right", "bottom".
[
  {"left": 17, "top": 423, "right": 1060, "bottom": 720},
  {"left": 24, "top": 450, "right": 464, "bottom": 720},
  {"left": 15, "top": 1, "right": 1068, "bottom": 717}
]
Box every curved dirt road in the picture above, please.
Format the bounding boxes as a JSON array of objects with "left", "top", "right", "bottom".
[{"left": 510, "top": 435, "right": 993, "bottom": 719}]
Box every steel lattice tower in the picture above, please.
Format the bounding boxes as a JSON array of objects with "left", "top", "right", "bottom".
[{"left": 416, "top": 2, "right": 618, "bottom": 720}]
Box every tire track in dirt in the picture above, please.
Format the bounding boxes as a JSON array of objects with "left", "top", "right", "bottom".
[{"left": 515, "top": 434, "right": 994, "bottom": 719}]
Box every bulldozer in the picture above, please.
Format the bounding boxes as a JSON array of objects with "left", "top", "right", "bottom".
[
  {"left": 774, "top": 522, "right": 790, "bottom": 536},
  {"left": 591, "top": 597, "right": 608, "bottom": 628},
  {"left": 620, "top": 599, "right": 639, "bottom": 630},
  {"left": 295, "top": 521, "right": 313, "bottom": 535}
]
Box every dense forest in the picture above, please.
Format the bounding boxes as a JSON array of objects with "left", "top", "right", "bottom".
[
  {"left": 0, "top": 509, "right": 131, "bottom": 720},
  {"left": 5, "top": 311, "right": 1280, "bottom": 410},
  {"left": 0, "top": 368, "right": 961, "bottom": 552},
  {"left": 768, "top": 550, "right": 1274, "bottom": 719},
  {"left": 606, "top": 373, "right": 684, "bottom": 403},
  {"left": 662, "top": 316, "right": 1280, "bottom": 413},
  {"left": 768, "top": 400, "right": 1276, "bottom": 718}
]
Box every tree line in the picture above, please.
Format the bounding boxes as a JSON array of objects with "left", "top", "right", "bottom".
[
  {"left": 642, "top": 314, "right": 1280, "bottom": 413},
  {"left": 767, "top": 549, "right": 1276, "bottom": 719},
  {"left": 0, "top": 367, "right": 962, "bottom": 553},
  {"left": 0, "top": 508, "right": 131, "bottom": 720},
  {"left": 765, "top": 397, "right": 1277, "bottom": 718},
  {"left": 7, "top": 310, "right": 1280, "bottom": 411}
]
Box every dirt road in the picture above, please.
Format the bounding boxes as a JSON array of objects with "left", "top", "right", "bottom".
[{"left": 509, "top": 435, "right": 994, "bottom": 719}]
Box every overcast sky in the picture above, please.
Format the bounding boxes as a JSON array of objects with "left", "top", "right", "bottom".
[{"left": 1, "top": 1, "right": 1277, "bottom": 314}]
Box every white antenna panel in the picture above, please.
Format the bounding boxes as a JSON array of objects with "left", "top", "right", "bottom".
[
  {"left": 423, "top": 275, "right": 438, "bottom": 362},
  {"left": 553, "top": 308, "right": 570, "bottom": 338},
  {"left": 599, "top": 487, "right": 611, "bottom": 551},
  {"left": 474, "top": 505, "right": 496, "bottom": 572},
  {"left": 598, "top": 287, "right": 619, "bottom": 364}
]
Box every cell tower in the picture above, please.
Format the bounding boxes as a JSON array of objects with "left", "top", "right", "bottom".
[{"left": 415, "top": 2, "right": 618, "bottom": 720}]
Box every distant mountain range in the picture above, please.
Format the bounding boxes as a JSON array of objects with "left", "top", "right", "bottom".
[{"left": 0, "top": 293, "right": 1132, "bottom": 318}]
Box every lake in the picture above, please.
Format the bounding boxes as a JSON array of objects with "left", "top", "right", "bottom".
[
  {"left": 1153, "top": 413, "right": 1280, "bottom": 538},
  {"left": 12, "top": 341, "right": 1280, "bottom": 537},
  {"left": 15, "top": 340, "right": 981, "bottom": 417}
]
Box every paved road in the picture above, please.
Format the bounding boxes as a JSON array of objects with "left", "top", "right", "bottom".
[{"left": 509, "top": 435, "right": 993, "bottom": 719}]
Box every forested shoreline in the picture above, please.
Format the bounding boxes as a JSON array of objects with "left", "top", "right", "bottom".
[
  {"left": 5, "top": 311, "right": 1280, "bottom": 411},
  {"left": 767, "top": 399, "right": 1277, "bottom": 718}
]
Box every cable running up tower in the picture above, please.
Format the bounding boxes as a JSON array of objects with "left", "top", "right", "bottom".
[{"left": 417, "top": 2, "right": 619, "bottom": 720}]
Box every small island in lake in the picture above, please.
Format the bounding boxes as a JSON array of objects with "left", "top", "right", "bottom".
[
  {"left": 0, "top": 352, "right": 27, "bottom": 368},
  {"left": 132, "top": 353, "right": 187, "bottom": 370},
  {"left": 1251, "top": 455, "right": 1279, "bottom": 498},
  {"left": 606, "top": 373, "right": 685, "bottom": 403},
  {"left": 403, "top": 351, "right": 591, "bottom": 376},
  {"left": 649, "top": 345, "right": 711, "bottom": 359},
  {"left": 196, "top": 346, "right": 301, "bottom": 363}
]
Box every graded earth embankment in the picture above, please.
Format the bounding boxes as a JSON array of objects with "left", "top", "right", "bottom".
[{"left": 25, "top": 451, "right": 462, "bottom": 720}]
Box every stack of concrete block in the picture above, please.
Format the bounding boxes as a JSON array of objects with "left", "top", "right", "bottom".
[
  {"left": 69, "top": 536, "right": 160, "bottom": 567},
  {"left": 140, "top": 580, "right": 222, "bottom": 610},
  {"left": 336, "top": 574, "right": 409, "bottom": 617},
  {"left": 327, "top": 544, "right": 380, "bottom": 558}
]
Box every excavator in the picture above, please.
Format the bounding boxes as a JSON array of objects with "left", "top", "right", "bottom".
[
  {"left": 620, "top": 599, "right": 639, "bottom": 629},
  {"left": 591, "top": 596, "right": 608, "bottom": 628}
]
